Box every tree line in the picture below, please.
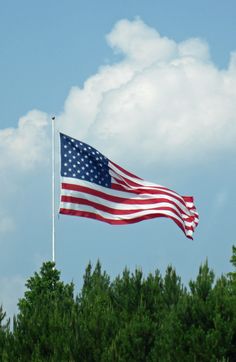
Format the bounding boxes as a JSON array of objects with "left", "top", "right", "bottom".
[{"left": 0, "top": 246, "right": 236, "bottom": 361}]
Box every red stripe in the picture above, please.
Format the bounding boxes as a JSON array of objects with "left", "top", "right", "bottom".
[
  {"left": 112, "top": 182, "right": 186, "bottom": 206},
  {"left": 109, "top": 161, "right": 142, "bottom": 180},
  {"left": 59, "top": 208, "right": 192, "bottom": 238},
  {"left": 61, "top": 195, "right": 187, "bottom": 219},
  {"left": 61, "top": 183, "right": 190, "bottom": 216},
  {"left": 110, "top": 163, "right": 180, "bottom": 193},
  {"left": 182, "top": 196, "right": 194, "bottom": 203}
]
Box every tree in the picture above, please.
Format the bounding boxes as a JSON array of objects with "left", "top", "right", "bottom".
[
  {"left": 2, "top": 244, "right": 236, "bottom": 361},
  {"left": 75, "top": 260, "right": 116, "bottom": 362},
  {"left": 13, "top": 262, "right": 78, "bottom": 361},
  {"left": 0, "top": 305, "right": 11, "bottom": 361}
]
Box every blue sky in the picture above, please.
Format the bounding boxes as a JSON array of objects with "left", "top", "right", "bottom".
[{"left": 0, "top": 0, "right": 236, "bottom": 319}]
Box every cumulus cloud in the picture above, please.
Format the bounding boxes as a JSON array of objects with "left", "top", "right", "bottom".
[
  {"left": 1, "top": 19, "right": 235, "bottom": 172},
  {"left": 58, "top": 18, "right": 236, "bottom": 166},
  {"left": 0, "top": 109, "right": 50, "bottom": 172}
]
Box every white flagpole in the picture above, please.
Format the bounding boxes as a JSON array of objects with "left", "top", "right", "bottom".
[{"left": 51, "top": 116, "right": 55, "bottom": 263}]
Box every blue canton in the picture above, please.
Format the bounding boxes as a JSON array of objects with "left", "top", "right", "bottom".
[{"left": 60, "top": 133, "right": 111, "bottom": 188}]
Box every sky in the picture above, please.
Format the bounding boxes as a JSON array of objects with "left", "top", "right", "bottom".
[{"left": 0, "top": 0, "right": 236, "bottom": 319}]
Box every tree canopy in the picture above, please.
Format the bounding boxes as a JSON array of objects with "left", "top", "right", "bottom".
[{"left": 0, "top": 246, "right": 236, "bottom": 361}]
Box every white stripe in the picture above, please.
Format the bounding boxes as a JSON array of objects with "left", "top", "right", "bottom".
[
  {"left": 185, "top": 229, "right": 193, "bottom": 237},
  {"left": 61, "top": 178, "right": 195, "bottom": 218},
  {"left": 109, "top": 163, "right": 182, "bottom": 197},
  {"left": 60, "top": 201, "right": 191, "bottom": 230},
  {"left": 61, "top": 189, "right": 194, "bottom": 226},
  {"left": 111, "top": 181, "right": 193, "bottom": 217},
  {"left": 111, "top": 173, "right": 185, "bottom": 199},
  {"left": 186, "top": 202, "right": 194, "bottom": 208}
]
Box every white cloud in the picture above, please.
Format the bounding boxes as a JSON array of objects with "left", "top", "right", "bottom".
[
  {"left": 1, "top": 19, "right": 235, "bottom": 172},
  {"left": 58, "top": 18, "right": 236, "bottom": 166},
  {"left": 0, "top": 109, "right": 50, "bottom": 171},
  {"left": 0, "top": 110, "right": 50, "bottom": 237},
  {"left": 106, "top": 18, "right": 177, "bottom": 67}
]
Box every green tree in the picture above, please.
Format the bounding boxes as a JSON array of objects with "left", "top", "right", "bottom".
[
  {"left": 148, "top": 266, "right": 187, "bottom": 362},
  {"left": 2, "top": 244, "right": 236, "bottom": 361},
  {"left": 0, "top": 305, "right": 11, "bottom": 361},
  {"left": 13, "top": 262, "right": 78, "bottom": 361},
  {"left": 75, "top": 260, "right": 116, "bottom": 362},
  {"left": 105, "top": 268, "right": 157, "bottom": 361}
]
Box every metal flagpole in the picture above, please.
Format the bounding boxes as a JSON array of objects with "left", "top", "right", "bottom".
[{"left": 51, "top": 116, "right": 55, "bottom": 263}]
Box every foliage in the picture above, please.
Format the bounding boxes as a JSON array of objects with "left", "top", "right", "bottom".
[{"left": 0, "top": 247, "right": 236, "bottom": 361}]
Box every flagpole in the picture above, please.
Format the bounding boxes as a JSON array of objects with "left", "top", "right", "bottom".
[{"left": 51, "top": 116, "right": 55, "bottom": 263}]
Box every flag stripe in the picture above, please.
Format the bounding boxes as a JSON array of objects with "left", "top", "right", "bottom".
[
  {"left": 60, "top": 176, "right": 198, "bottom": 237},
  {"left": 59, "top": 205, "right": 194, "bottom": 235},
  {"left": 61, "top": 195, "right": 195, "bottom": 227},
  {"left": 60, "top": 182, "right": 196, "bottom": 230},
  {"left": 110, "top": 161, "right": 143, "bottom": 180},
  {"left": 61, "top": 179, "right": 195, "bottom": 218},
  {"left": 61, "top": 190, "right": 192, "bottom": 219}
]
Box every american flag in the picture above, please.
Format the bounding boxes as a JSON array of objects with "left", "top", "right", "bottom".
[{"left": 59, "top": 133, "right": 199, "bottom": 239}]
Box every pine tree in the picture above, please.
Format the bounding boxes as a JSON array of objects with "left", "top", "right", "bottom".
[
  {"left": 13, "top": 262, "right": 77, "bottom": 361},
  {"left": 0, "top": 305, "right": 11, "bottom": 361}
]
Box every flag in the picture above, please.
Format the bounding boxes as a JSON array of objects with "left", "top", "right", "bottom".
[{"left": 59, "top": 133, "right": 199, "bottom": 239}]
